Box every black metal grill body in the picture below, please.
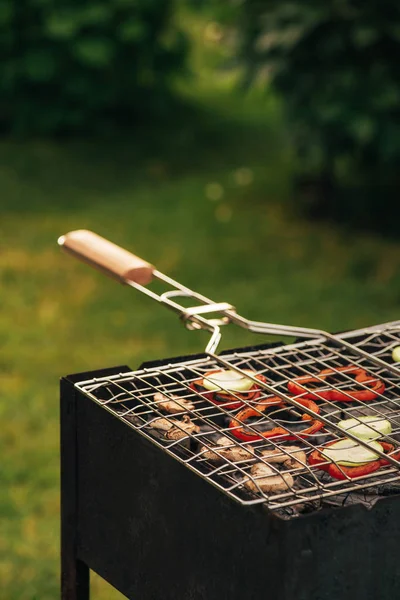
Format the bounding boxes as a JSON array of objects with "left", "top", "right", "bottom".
[{"left": 61, "top": 356, "right": 400, "bottom": 600}]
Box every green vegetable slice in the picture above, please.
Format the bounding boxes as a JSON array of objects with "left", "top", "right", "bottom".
[
  {"left": 392, "top": 346, "right": 400, "bottom": 363},
  {"left": 202, "top": 369, "right": 256, "bottom": 393},
  {"left": 321, "top": 439, "right": 383, "bottom": 466},
  {"left": 338, "top": 416, "right": 392, "bottom": 440}
]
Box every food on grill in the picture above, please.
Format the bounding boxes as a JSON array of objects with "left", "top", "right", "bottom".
[
  {"left": 309, "top": 439, "right": 400, "bottom": 480},
  {"left": 190, "top": 368, "right": 267, "bottom": 409},
  {"left": 199, "top": 435, "right": 253, "bottom": 463},
  {"left": 166, "top": 415, "right": 200, "bottom": 440},
  {"left": 150, "top": 417, "right": 176, "bottom": 432},
  {"left": 202, "top": 370, "right": 256, "bottom": 392},
  {"left": 287, "top": 365, "right": 385, "bottom": 402},
  {"left": 283, "top": 446, "right": 307, "bottom": 469},
  {"left": 150, "top": 415, "right": 200, "bottom": 440},
  {"left": 321, "top": 439, "right": 382, "bottom": 466},
  {"left": 229, "top": 396, "right": 324, "bottom": 442},
  {"left": 266, "top": 446, "right": 306, "bottom": 469},
  {"left": 244, "top": 462, "right": 294, "bottom": 493},
  {"left": 248, "top": 445, "right": 306, "bottom": 469},
  {"left": 392, "top": 346, "right": 400, "bottom": 362},
  {"left": 338, "top": 416, "right": 392, "bottom": 440},
  {"left": 153, "top": 392, "right": 195, "bottom": 414},
  {"left": 59, "top": 231, "right": 400, "bottom": 524}
]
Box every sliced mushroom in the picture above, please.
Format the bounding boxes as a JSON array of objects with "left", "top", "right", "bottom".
[
  {"left": 247, "top": 447, "right": 287, "bottom": 464},
  {"left": 251, "top": 462, "right": 276, "bottom": 477},
  {"left": 245, "top": 462, "right": 294, "bottom": 493},
  {"left": 249, "top": 445, "right": 306, "bottom": 469},
  {"left": 149, "top": 417, "right": 177, "bottom": 432},
  {"left": 166, "top": 415, "right": 200, "bottom": 441},
  {"left": 200, "top": 435, "right": 254, "bottom": 463},
  {"left": 282, "top": 446, "right": 307, "bottom": 470},
  {"left": 153, "top": 392, "right": 195, "bottom": 414}
]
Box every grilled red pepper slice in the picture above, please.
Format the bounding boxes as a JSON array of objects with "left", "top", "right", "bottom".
[
  {"left": 308, "top": 441, "right": 400, "bottom": 480},
  {"left": 190, "top": 371, "right": 267, "bottom": 410},
  {"left": 229, "top": 396, "right": 323, "bottom": 442},
  {"left": 287, "top": 365, "right": 385, "bottom": 403}
]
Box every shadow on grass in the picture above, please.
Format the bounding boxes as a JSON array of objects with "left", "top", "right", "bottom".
[
  {"left": 0, "top": 93, "right": 285, "bottom": 214},
  {"left": 295, "top": 175, "right": 400, "bottom": 241}
]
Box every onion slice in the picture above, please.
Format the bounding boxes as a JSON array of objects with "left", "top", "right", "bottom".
[
  {"left": 321, "top": 439, "right": 383, "bottom": 466},
  {"left": 338, "top": 416, "right": 392, "bottom": 440},
  {"left": 392, "top": 346, "right": 400, "bottom": 363},
  {"left": 202, "top": 369, "right": 257, "bottom": 393}
]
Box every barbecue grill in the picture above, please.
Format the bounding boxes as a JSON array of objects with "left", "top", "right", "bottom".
[{"left": 59, "top": 230, "right": 400, "bottom": 600}]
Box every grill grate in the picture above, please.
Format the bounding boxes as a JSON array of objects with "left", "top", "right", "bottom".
[{"left": 76, "top": 321, "right": 400, "bottom": 518}]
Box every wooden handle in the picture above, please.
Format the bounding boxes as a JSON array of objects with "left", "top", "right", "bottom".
[{"left": 58, "top": 230, "right": 154, "bottom": 285}]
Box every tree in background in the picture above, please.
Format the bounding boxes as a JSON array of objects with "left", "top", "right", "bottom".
[
  {"left": 236, "top": 0, "right": 400, "bottom": 231},
  {"left": 0, "top": 0, "right": 187, "bottom": 135},
  {"left": 195, "top": 0, "right": 400, "bottom": 231}
]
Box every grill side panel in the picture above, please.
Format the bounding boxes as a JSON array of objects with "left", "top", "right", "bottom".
[
  {"left": 68, "top": 384, "right": 400, "bottom": 600},
  {"left": 73, "top": 388, "right": 286, "bottom": 599},
  {"left": 282, "top": 500, "right": 400, "bottom": 600}
]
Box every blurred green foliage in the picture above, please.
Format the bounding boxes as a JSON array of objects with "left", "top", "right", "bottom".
[
  {"left": 186, "top": 0, "right": 400, "bottom": 232},
  {"left": 0, "top": 10, "right": 399, "bottom": 599},
  {"left": 0, "top": 0, "right": 187, "bottom": 135},
  {"left": 238, "top": 1, "right": 400, "bottom": 181}
]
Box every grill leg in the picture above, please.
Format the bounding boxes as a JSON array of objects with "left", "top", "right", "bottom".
[
  {"left": 61, "top": 378, "right": 90, "bottom": 600},
  {"left": 61, "top": 557, "right": 89, "bottom": 600}
]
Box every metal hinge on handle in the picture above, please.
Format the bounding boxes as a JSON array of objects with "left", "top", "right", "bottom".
[
  {"left": 57, "top": 229, "right": 325, "bottom": 353},
  {"left": 58, "top": 230, "right": 400, "bottom": 469},
  {"left": 58, "top": 230, "right": 399, "bottom": 369}
]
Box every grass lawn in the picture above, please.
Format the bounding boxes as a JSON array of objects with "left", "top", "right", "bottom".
[{"left": 1, "top": 15, "right": 400, "bottom": 600}]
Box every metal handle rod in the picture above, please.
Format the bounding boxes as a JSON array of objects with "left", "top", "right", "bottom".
[
  {"left": 58, "top": 230, "right": 400, "bottom": 374},
  {"left": 135, "top": 270, "right": 400, "bottom": 378},
  {"left": 153, "top": 269, "right": 324, "bottom": 338},
  {"left": 130, "top": 271, "right": 400, "bottom": 475}
]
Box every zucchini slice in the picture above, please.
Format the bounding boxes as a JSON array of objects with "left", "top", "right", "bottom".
[
  {"left": 321, "top": 439, "right": 383, "bottom": 466},
  {"left": 338, "top": 416, "right": 392, "bottom": 440}
]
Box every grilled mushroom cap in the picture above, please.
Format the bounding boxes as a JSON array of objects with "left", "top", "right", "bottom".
[
  {"left": 149, "top": 417, "right": 176, "bottom": 432},
  {"left": 153, "top": 392, "right": 195, "bottom": 414},
  {"left": 245, "top": 462, "right": 294, "bottom": 493},
  {"left": 281, "top": 446, "right": 307, "bottom": 470},
  {"left": 165, "top": 415, "right": 200, "bottom": 440},
  {"left": 249, "top": 445, "right": 306, "bottom": 469},
  {"left": 200, "top": 436, "right": 254, "bottom": 463}
]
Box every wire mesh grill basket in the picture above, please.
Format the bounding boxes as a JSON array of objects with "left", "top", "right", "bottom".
[{"left": 59, "top": 230, "right": 400, "bottom": 518}]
